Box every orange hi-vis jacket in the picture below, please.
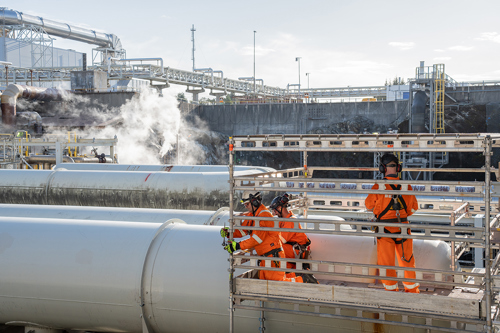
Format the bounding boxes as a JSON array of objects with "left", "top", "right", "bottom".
[
  {"left": 239, "top": 204, "right": 283, "bottom": 256},
  {"left": 233, "top": 212, "right": 253, "bottom": 239},
  {"left": 279, "top": 212, "right": 309, "bottom": 246},
  {"left": 365, "top": 176, "right": 418, "bottom": 233}
]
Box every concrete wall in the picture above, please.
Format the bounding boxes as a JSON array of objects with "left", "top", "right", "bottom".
[{"left": 192, "top": 101, "right": 409, "bottom": 136}]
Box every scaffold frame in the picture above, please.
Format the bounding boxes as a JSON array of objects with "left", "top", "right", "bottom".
[{"left": 227, "top": 133, "right": 499, "bottom": 333}]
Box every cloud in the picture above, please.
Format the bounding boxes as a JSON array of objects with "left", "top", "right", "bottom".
[
  {"left": 434, "top": 49, "right": 445, "bottom": 53},
  {"left": 388, "top": 42, "right": 415, "bottom": 50},
  {"left": 448, "top": 45, "right": 474, "bottom": 51},
  {"left": 433, "top": 57, "right": 451, "bottom": 61},
  {"left": 477, "top": 32, "right": 500, "bottom": 43}
]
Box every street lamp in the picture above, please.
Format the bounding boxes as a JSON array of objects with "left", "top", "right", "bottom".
[
  {"left": 295, "top": 57, "right": 301, "bottom": 98},
  {"left": 253, "top": 31, "right": 256, "bottom": 98}
]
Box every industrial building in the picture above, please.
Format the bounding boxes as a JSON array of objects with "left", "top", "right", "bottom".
[{"left": 0, "top": 7, "right": 500, "bottom": 333}]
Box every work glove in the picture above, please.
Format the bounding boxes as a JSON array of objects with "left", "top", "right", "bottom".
[
  {"left": 224, "top": 240, "right": 240, "bottom": 254},
  {"left": 220, "top": 227, "right": 229, "bottom": 238}
]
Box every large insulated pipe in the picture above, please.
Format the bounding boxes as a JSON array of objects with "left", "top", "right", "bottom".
[
  {"left": 0, "top": 218, "right": 451, "bottom": 333},
  {"left": 1, "top": 8, "right": 122, "bottom": 50},
  {"left": 0, "top": 204, "right": 231, "bottom": 226},
  {"left": 411, "top": 90, "right": 427, "bottom": 133},
  {"left": 1, "top": 84, "right": 64, "bottom": 126},
  {"left": 54, "top": 163, "right": 275, "bottom": 173},
  {"left": 0, "top": 169, "right": 266, "bottom": 209}
]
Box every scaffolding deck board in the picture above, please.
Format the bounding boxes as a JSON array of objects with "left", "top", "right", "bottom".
[
  {"left": 231, "top": 133, "right": 500, "bottom": 152},
  {"left": 234, "top": 278, "right": 484, "bottom": 319}
]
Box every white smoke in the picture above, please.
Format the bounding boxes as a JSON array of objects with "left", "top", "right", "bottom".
[{"left": 43, "top": 88, "right": 208, "bottom": 165}]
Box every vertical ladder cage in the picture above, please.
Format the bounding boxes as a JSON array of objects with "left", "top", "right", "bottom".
[{"left": 227, "top": 133, "right": 500, "bottom": 333}]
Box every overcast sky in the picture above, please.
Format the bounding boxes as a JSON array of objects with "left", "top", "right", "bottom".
[{"left": 3, "top": 0, "right": 500, "bottom": 93}]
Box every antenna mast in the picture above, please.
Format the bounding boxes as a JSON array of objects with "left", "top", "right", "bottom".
[{"left": 191, "top": 24, "right": 196, "bottom": 72}]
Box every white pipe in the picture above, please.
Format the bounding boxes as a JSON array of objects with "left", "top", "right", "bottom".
[
  {"left": 0, "top": 218, "right": 452, "bottom": 332},
  {"left": 1, "top": 8, "right": 121, "bottom": 50},
  {"left": 0, "top": 204, "right": 231, "bottom": 225},
  {"left": 54, "top": 163, "right": 276, "bottom": 173}
]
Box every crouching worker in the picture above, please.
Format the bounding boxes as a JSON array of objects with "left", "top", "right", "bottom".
[
  {"left": 221, "top": 191, "right": 303, "bottom": 283},
  {"left": 365, "top": 153, "right": 420, "bottom": 293},
  {"left": 270, "top": 193, "right": 319, "bottom": 284}
]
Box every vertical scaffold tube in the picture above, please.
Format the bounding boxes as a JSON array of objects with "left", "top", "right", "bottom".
[
  {"left": 485, "top": 135, "right": 492, "bottom": 332},
  {"left": 228, "top": 136, "right": 235, "bottom": 333}
]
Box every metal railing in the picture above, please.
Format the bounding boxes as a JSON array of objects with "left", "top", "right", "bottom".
[{"left": 227, "top": 133, "right": 499, "bottom": 333}]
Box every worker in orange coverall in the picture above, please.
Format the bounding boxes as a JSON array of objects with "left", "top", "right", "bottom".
[
  {"left": 221, "top": 191, "right": 302, "bottom": 283},
  {"left": 365, "top": 153, "right": 420, "bottom": 293},
  {"left": 269, "top": 193, "right": 318, "bottom": 284}
]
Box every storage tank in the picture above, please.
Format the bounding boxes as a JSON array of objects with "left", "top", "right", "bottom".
[
  {"left": 0, "top": 217, "right": 452, "bottom": 333},
  {"left": 0, "top": 169, "right": 267, "bottom": 210}
]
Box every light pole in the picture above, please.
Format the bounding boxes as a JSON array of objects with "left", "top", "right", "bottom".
[
  {"left": 253, "top": 31, "right": 256, "bottom": 99},
  {"left": 306, "top": 73, "right": 310, "bottom": 103},
  {"left": 295, "top": 57, "right": 301, "bottom": 99}
]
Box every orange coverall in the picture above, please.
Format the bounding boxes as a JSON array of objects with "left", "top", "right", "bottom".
[
  {"left": 365, "top": 176, "right": 419, "bottom": 293},
  {"left": 279, "top": 212, "right": 310, "bottom": 270},
  {"left": 237, "top": 204, "right": 303, "bottom": 283}
]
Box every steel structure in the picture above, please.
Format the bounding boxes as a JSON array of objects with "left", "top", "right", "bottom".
[
  {"left": 227, "top": 133, "right": 500, "bottom": 333},
  {"left": 0, "top": 133, "right": 117, "bottom": 168}
]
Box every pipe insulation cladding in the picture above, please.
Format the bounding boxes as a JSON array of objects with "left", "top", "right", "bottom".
[
  {"left": 1, "top": 8, "right": 122, "bottom": 50},
  {"left": 0, "top": 169, "right": 269, "bottom": 210},
  {"left": 0, "top": 204, "right": 232, "bottom": 225},
  {"left": 0, "top": 218, "right": 451, "bottom": 333},
  {"left": 54, "top": 163, "right": 276, "bottom": 173}
]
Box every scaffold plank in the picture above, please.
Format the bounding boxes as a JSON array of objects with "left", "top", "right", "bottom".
[{"left": 232, "top": 133, "right": 500, "bottom": 152}]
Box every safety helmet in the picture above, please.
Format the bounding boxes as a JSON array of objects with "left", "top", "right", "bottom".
[
  {"left": 379, "top": 153, "right": 402, "bottom": 173},
  {"left": 269, "top": 193, "right": 290, "bottom": 210},
  {"left": 241, "top": 191, "right": 262, "bottom": 208}
]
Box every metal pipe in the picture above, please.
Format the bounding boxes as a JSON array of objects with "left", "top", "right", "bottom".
[
  {"left": 0, "top": 169, "right": 269, "bottom": 210},
  {"left": 1, "top": 84, "right": 64, "bottom": 126},
  {"left": 118, "top": 58, "right": 164, "bottom": 74},
  {"left": 1, "top": 8, "right": 122, "bottom": 50},
  {"left": 0, "top": 203, "right": 231, "bottom": 225},
  {"left": 54, "top": 163, "right": 275, "bottom": 173},
  {"left": 0, "top": 218, "right": 452, "bottom": 333},
  {"left": 484, "top": 135, "right": 492, "bottom": 332}
]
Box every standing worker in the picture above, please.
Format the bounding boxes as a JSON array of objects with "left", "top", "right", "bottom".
[
  {"left": 269, "top": 193, "right": 318, "bottom": 284},
  {"left": 365, "top": 153, "right": 420, "bottom": 293},
  {"left": 221, "top": 191, "right": 303, "bottom": 283}
]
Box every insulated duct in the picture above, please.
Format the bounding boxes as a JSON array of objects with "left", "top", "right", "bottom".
[
  {"left": 0, "top": 169, "right": 270, "bottom": 210},
  {"left": 54, "top": 163, "right": 275, "bottom": 173},
  {"left": 411, "top": 90, "right": 428, "bottom": 133},
  {"left": 1, "top": 8, "right": 122, "bottom": 51},
  {"left": 0, "top": 204, "right": 232, "bottom": 226},
  {"left": 1, "top": 84, "right": 64, "bottom": 126},
  {"left": 0, "top": 218, "right": 451, "bottom": 333}
]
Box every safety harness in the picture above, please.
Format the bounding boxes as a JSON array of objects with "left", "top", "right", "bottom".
[{"left": 376, "top": 182, "right": 413, "bottom": 263}]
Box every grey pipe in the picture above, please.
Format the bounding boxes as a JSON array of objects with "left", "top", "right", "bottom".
[{"left": 1, "top": 8, "right": 122, "bottom": 50}]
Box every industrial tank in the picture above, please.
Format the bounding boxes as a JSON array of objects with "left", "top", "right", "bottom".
[
  {"left": 0, "top": 169, "right": 266, "bottom": 210},
  {"left": 0, "top": 217, "right": 452, "bottom": 333}
]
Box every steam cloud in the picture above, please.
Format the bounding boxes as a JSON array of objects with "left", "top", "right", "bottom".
[{"left": 44, "top": 88, "right": 209, "bottom": 165}]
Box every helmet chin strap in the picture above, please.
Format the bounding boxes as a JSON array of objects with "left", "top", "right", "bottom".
[
  {"left": 385, "top": 173, "right": 398, "bottom": 177},
  {"left": 277, "top": 206, "right": 284, "bottom": 217}
]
